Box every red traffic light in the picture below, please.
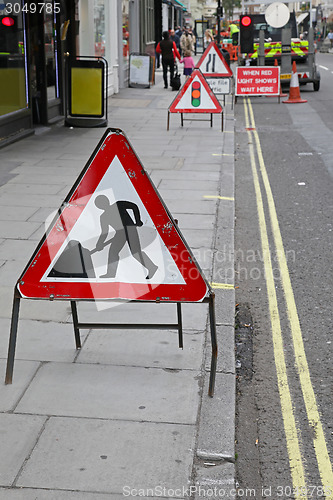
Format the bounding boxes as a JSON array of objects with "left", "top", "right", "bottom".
[
  {"left": 241, "top": 16, "right": 252, "bottom": 27},
  {"left": 2, "top": 16, "right": 15, "bottom": 27}
]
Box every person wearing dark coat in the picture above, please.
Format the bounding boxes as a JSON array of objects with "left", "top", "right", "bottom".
[
  {"left": 156, "top": 31, "right": 181, "bottom": 89},
  {"left": 170, "top": 29, "right": 181, "bottom": 52}
]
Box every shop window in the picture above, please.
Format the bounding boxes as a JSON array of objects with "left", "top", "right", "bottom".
[
  {"left": 0, "top": 1, "right": 27, "bottom": 116},
  {"left": 94, "top": 0, "right": 105, "bottom": 57},
  {"left": 122, "top": 0, "right": 129, "bottom": 62},
  {"left": 44, "top": 6, "right": 58, "bottom": 100}
]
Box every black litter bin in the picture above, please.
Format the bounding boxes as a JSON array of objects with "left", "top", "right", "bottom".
[{"left": 221, "top": 48, "right": 231, "bottom": 67}]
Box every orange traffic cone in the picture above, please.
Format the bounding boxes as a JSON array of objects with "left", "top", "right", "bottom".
[{"left": 283, "top": 61, "right": 307, "bottom": 104}]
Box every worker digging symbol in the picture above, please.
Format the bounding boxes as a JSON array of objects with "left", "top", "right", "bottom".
[{"left": 94, "top": 195, "right": 158, "bottom": 279}]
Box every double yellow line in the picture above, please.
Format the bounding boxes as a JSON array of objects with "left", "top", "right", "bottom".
[{"left": 244, "top": 97, "right": 333, "bottom": 499}]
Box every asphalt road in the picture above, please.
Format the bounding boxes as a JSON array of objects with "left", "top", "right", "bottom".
[{"left": 234, "top": 53, "right": 333, "bottom": 499}]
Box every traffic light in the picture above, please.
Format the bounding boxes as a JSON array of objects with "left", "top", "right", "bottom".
[
  {"left": 191, "top": 81, "right": 201, "bottom": 107},
  {"left": 240, "top": 15, "right": 254, "bottom": 54},
  {"left": 0, "top": 15, "right": 18, "bottom": 53}
]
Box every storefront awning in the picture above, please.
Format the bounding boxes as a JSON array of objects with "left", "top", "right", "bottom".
[{"left": 173, "top": 0, "right": 187, "bottom": 11}]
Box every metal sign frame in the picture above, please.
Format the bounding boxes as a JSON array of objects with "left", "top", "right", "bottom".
[{"left": 168, "top": 69, "right": 224, "bottom": 131}]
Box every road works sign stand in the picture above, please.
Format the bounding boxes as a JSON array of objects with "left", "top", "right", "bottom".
[
  {"left": 195, "top": 41, "right": 234, "bottom": 107},
  {"left": 167, "top": 69, "right": 223, "bottom": 131},
  {"left": 5, "top": 129, "right": 218, "bottom": 397}
]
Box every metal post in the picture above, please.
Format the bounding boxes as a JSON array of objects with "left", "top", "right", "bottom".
[
  {"left": 259, "top": 30, "right": 265, "bottom": 66},
  {"left": 5, "top": 290, "right": 21, "bottom": 384},
  {"left": 210, "top": 113, "right": 213, "bottom": 127},
  {"left": 181, "top": 113, "right": 184, "bottom": 127},
  {"left": 208, "top": 292, "right": 218, "bottom": 397},
  {"left": 217, "top": 0, "right": 221, "bottom": 47},
  {"left": 167, "top": 111, "right": 170, "bottom": 131},
  {"left": 177, "top": 302, "right": 183, "bottom": 349},
  {"left": 70, "top": 301, "right": 82, "bottom": 349}
]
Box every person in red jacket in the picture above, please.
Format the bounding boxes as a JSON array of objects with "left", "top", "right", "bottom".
[{"left": 156, "top": 31, "right": 181, "bottom": 89}]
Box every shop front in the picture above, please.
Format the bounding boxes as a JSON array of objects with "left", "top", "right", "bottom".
[{"left": 0, "top": 0, "right": 75, "bottom": 146}]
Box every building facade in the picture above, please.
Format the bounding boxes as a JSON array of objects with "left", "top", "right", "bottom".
[{"left": 0, "top": 0, "right": 173, "bottom": 146}]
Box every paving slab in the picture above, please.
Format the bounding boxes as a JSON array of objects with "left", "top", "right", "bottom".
[
  {"left": 6, "top": 173, "right": 78, "bottom": 186},
  {"left": 76, "top": 328, "right": 204, "bottom": 369},
  {"left": 0, "top": 413, "right": 46, "bottom": 486},
  {"left": 159, "top": 189, "right": 217, "bottom": 201},
  {"left": 181, "top": 228, "right": 214, "bottom": 249},
  {"left": 0, "top": 318, "right": 86, "bottom": 363},
  {"left": 0, "top": 206, "right": 38, "bottom": 222},
  {"left": 0, "top": 239, "right": 40, "bottom": 261},
  {"left": 166, "top": 199, "right": 218, "bottom": 215},
  {"left": 159, "top": 179, "right": 219, "bottom": 191},
  {"left": 0, "top": 193, "right": 65, "bottom": 208},
  {"left": 164, "top": 214, "right": 214, "bottom": 235},
  {"left": 0, "top": 183, "right": 64, "bottom": 196},
  {"left": 16, "top": 417, "right": 195, "bottom": 494},
  {"left": 0, "top": 489, "right": 125, "bottom": 500},
  {"left": 0, "top": 221, "right": 40, "bottom": 239},
  {"left": 0, "top": 260, "right": 31, "bottom": 287},
  {"left": 150, "top": 170, "right": 220, "bottom": 182},
  {"left": 0, "top": 360, "right": 40, "bottom": 411},
  {"left": 15, "top": 362, "right": 201, "bottom": 423}
]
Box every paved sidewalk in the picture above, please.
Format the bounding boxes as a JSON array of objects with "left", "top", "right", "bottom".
[{"left": 0, "top": 67, "right": 236, "bottom": 499}]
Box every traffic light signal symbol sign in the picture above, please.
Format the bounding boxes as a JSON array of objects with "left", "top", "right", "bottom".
[{"left": 191, "top": 81, "right": 201, "bottom": 107}]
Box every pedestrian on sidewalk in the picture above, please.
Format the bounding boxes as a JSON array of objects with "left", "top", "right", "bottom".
[
  {"left": 170, "top": 28, "right": 181, "bottom": 53},
  {"left": 328, "top": 29, "right": 333, "bottom": 48},
  {"left": 180, "top": 50, "right": 195, "bottom": 78},
  {"left": 180, "top": 30, "right": 195, "bottom": 56},
  {"left": 156, "top": 31, "right": 181, "bottom": 89},
  {"left": 204, "top": 29, "right": 214, "bottom": 48}
]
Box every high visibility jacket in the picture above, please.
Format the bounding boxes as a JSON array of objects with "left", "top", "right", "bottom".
[
  {"left": 229, "top": 24, "right": 239, "bottom": 36},
  {"left": 250, "top": 40, "right": 308, "bottom": 59}
]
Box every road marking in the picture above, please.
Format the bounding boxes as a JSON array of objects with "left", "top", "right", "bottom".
[
  {"left": 243, "top": 98, "right": 307, "bottom": 499},
  {"left": 210, "top": 282, "right": 234, "bottom": 289},
  {"left": 319, "top": 65, "right": 329, "bottom": 70},
  {"left": 203, "top": 195, "right": 234, "bottom": 201},
  {"left": 247, "top": 97, "right": 333, "bottom": 498}
]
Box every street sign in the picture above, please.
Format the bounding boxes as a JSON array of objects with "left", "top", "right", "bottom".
[
  {"left": 17, "top": 129, "right": 208, "bottom": 303},
  {"left": 206, "top": 77, "right": 231, "bottom": 95},
  {"left": 169, "top": 69, "right": 222, "bottom": 113},
  {"left": 235, "top": 66, "right": 280, "bottom": 96},
  {"left": 195, "top": 42, "right": 233, "bottom": 77}
]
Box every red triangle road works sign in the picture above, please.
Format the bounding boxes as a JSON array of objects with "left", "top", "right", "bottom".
[
  {"left": 196, "top": 42, "right": 233, "bottom": 77},
  {"left": 169, "top": 69, "right": 222, "bottom": 114},
  {"left": 17, "top": 129, "right": 208, "bottom": 303}
]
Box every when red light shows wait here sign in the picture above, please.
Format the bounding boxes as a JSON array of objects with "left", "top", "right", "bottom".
[{"left": 235, "top": 67, "right": 280, "bottom": 96}]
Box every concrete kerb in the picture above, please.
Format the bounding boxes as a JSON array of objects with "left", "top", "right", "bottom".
[{"left": 194, "top": 90, "right": 236, "bottom": 495}]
